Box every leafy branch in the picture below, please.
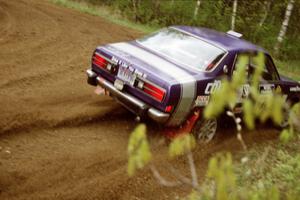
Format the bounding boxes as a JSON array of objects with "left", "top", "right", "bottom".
[{"left": 127, "top": 52, "right": 300, "bottom": 199}]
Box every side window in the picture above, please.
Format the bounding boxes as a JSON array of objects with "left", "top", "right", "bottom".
[
  {"left": 249, "top": 54, "right": 279, "bottom": 81},
  {"left": 263, "top": 55, "right": 279, "bottom": 81},
  {"left": 233, "top": 52, "right": 279, "bottom": 82},
  {"left": 232, "top": 53, "right": 251, "bottom": 79}
]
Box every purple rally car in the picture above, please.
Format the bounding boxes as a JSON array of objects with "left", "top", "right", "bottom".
[{"left": 87, "top": 26, "right": 300, "bottom": 140}]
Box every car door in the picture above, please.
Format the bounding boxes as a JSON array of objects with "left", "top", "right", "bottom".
[
  {"left": 253, "top": 54, "right": 282, "bottom": 94},
  {"left": 231, "top": 52, "right": 282, "bottom": 112},
  {"left": 233, "top": 52, "right": 281, "bottom": 90}
]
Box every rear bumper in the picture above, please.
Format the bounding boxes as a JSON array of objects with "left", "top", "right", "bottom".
[{"left": 86, "top": 69, "right": 170, "bottom": 124}]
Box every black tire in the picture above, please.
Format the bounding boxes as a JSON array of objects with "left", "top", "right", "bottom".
[{"left": 192, "top": 118, "right": 218, "bottom": 143}]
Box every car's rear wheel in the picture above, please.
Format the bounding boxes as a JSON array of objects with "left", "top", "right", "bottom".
[{"left": 192, "top": 118, "right": 217, "bottom": 143}]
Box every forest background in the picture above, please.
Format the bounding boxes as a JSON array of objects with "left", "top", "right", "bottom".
[{"left": 70, "top": 0, "right": 300, "bottom": 80}]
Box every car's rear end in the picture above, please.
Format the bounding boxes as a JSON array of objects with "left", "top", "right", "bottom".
[{"left": 87, "top": 42, "right": 198, "bottom": 126}]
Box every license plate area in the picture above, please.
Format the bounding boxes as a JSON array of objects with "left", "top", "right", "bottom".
[
  {"left": 114, "top": 79, "right": 124, "bottom": 91},
  {"left": 117, "top": 65, "right": 136, "bottom": 86}
]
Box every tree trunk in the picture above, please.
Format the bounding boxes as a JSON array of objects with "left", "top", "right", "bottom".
[
  {"left": 132, "top": 0, "right": 138, "bottom": 22},
  {"left": 231, "top": 0, "right": 238, "bottom": 30},
  {"left": 259, "top": 0, "right": 272, "bottom": 27},
  {"left": 274, "top": 0, "right": 295, "bottom": 54},
  {"left": 193, "top": 0, "right": 201, "bottom": 19},
  {"left": 154, "top": 0, "right": 160, "bottom": 19}
]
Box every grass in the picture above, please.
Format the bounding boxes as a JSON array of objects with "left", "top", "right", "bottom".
[
  {"left": 50, "top": 0, "right": 158, "bottom": 33},
  {"left": 275, "top": 59, "right": 300, "bottom": 81},
  {"left": 235, "top": 139, "right": 300, "bottom": 197},
  {"left": 50, "top": 0, "right": 300, "bottom": 81}
]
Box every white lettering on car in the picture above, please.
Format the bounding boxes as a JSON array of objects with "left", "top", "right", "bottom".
[
  {"left": 195, "top": 95, "right": 210, "bottom": 106},
  {"left": 242, "top": 84, "right": 250, "bottom": 97},
  {"left": 260, "top": 84, "right": 275, "bottom": 94},
  {"left": 112, "top": 56, "right": 147, "bottom": 79},
  {"left": 290, "top": 86, "right": 300, "bottom": 92},
  {"left": 205, "top": 80, "right": 221, "bottom": 94},
  {"left": 112, "top": 56, "right": 130, "bottom": 68},
  {"left": 237, "top": 84, "right": 250, "bottom": 103},
  {"left": 111, "top": 56, "right": 119, "bottom": 64}
]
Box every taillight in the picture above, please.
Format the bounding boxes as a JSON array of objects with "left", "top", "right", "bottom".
[
  {"left": 143, "top": 82, "right": 165, "bottom": 102},
  {"left": 93, "top": 53, "right": 108, "bottom": 68}
]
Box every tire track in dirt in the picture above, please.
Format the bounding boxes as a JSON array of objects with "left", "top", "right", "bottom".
[
  {"left": 0, "top": 0, "right": 142, "bottom": 134},
  {"left": 0, "top": 0, "right": 280, "bottom": 200}
]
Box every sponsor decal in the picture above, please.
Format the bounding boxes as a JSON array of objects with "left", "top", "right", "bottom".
[
  {"left": 241, "top": 84, "right": 250, "bottom": 97},
  {"left": 237, "top": 84, "right": 250, "bottom": 103},
  {"left": 111, "top": 56, "right": 119, "bottom": 65},
  {"left": 112, "top": 56, "right": 129, "bottom": 68},
  {"left": 195, "top": 95, "right": 210, "bottom": 106},
  {"left": 290, "top": 86, "right": 300, "bottom": 92},
  {"left": 260, "top": 84, "right": 275, "bottom": 94},
  {"left": 205, "top": 80, "right": 221, "bottom": 94},
  {"left": 111, "top": 56, "right": 147, "bottom": 79}
]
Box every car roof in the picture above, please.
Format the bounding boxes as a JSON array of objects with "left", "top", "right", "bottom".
[{"left": 171, "top": 25, "right": 266, "bottom": 53}]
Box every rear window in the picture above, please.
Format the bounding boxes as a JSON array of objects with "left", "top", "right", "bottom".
[{"left": 137, "top": 28, "right": 226, "bottom": 71}]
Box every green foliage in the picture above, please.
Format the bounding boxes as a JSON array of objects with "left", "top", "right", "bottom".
[
  {"left": 272, "top": 96, "right": 284, "bottom": 125},
  {"left": 204, "top": 52, "right": 289, "bottom": 132},
  {"left": 249, "top": 93, "right": 285, "bottom": 127},
  {"left": 275, "top": 151, "right": 300, "bottom": 191},
  {"left": 124, "top": 50, "right": 299, "bottom": 199},
  {"left": 55, "top": 0, "right": 300, "bottom": 70},
  {"left": 243, "top": 99, "right": 255, "bottom": 130},
  {"left": 249, "top": 52, "right": 264, "bottom": 90},
  {"left": 201, "top": 51, "right": 300, "bottom": 198},
  {"left": 180, "top": 149, "right": 300, "bottom": 200},
  {"left": 51, "top": 0, "right": 156, "bottom": 33},
  {"left": 275, "top": 60, "right": 300, "bottom": 81},
  {"left": 232, "top": 56, "right": 249, "bottom": 87},
  {"left": 207, "top": 153, "right": 237, "bottom": 200},
  {"left": 184, "top": 190, "right": 201, "bottom": 200},
  {"left": 279, "top": 102, "right": 300, "bottom": 143},
  {"left": 204, "top": 55, "right": 248, "bottom": 119},
  {"left": 280, "top": 129, "right": 294, "bottom": 144},
  {"left": 204, "top": 80, "right": 230, "bottom": 119},
  {"left": 127, "top": 124, "right": 152, "bottom": 176},
  {"left": 199, "top": 151, "right": 298, "bottom": 200},
  {"left": 75, "top": 0, "right": 300, "bottom": 60},
  {"left": 289, "top": 103, "right": 300, "bottom": 133},
  {"left": 168, "top": 134, "right": 196, "bottom": 158},
  {"left": 237, "top": 144, "right": 300, "bottom": 199}
]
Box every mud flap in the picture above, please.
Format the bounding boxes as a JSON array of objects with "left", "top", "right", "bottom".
[
  {"left": 87, "top": 76, "right": 97, "bottom": 86},
  {"left": 163, "top": 109, "right": 201, "bottom": 139}
]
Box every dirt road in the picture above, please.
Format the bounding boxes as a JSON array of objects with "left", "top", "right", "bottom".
[{"left": 0, "top": 1, "right": 279, "bottom": 199}]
